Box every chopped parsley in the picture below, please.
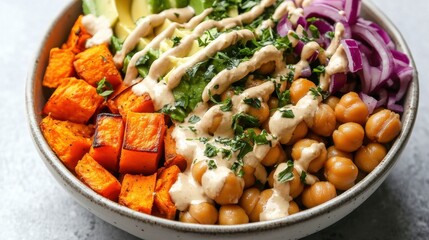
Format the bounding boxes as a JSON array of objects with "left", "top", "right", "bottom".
[
  {"left": 243, "top": 97, "right": 261, "bottom": 109},
  {"left": 188, "top": 115, "right": 201, "bottom": 124},
  {"left": 280, "top": 109, "right": 295, "bottom": 118},
  {"left": 309, "top": 86, "right": 329, "bottom": 100},
  {"left": 96, "top": 77, "right": 114, "bottom": 99},
  {"left": 313, "top": 65, "right": 326, "bottom": 77},
  {"left": 325, "top": 31, "right": 335, "bottom": 40},
  {"left": 300, "top": 171, "right": 307, "bottom": 184},
  {"left": 172, "top": 36, "right": 182, "bottom": 47},
  {"left": 204, "top": 143, "right": 219, "bottom": 158},
  {"left": 231, "top": 113, "right": 259, "bottom": 135},
  {"left": 207, "top": 159, "right": 218, "bottom": 170},
  {"left": 220, "top": 98, "right": 233, "bottom": 112},
  {"left": 277, "top": 160, "right": 295, "bottom": 183},
  {"left": 308, "top": 24, "right": 320, "bottom": 39},
  {"left": 231, "top": 159, "right": 244, "bottom": 177}
]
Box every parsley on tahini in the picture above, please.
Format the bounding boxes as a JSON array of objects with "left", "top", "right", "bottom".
[
  {"left": 277, "top": 160, "right": 294, "bottom": 183},
  {"left": 204, "top": 143, "right": 219, "bottom": 158},
  {"left": 96, "top": 77, "right": 114, "bottom": 99},
  {"left": 280, "top": 109, "right": 295, "bottom": 118},
  {"left": 172, "top": 36, "right": 182, "bottom": 47},
  {"left": 207, "top": 159, "right": 217, "bottom": 170},
  {"left": 243, "top": 97, "right": 261, "bottom": 109},
  {"left": 300, "top": 171, "right": 307, "bottom": 184},
  {"left": 188, "top": 115, "right": 201, "bottom": 124}
]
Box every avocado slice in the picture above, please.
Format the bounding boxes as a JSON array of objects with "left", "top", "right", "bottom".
[
  {"left": 82, "top": 0, "right": 119, "bottom": 27},
  {"left": 115, "top": 0, "right": 135, "bottom": 28},
  {"left": 168, "top": 0, "right": 189, "bottom": 8},
  {"left": 189, "top": 0, "right": 214, "bottom": 14},
  {"left": 149, "top": 0, "right": 171, "bottom": 14},
  {"left": 131, "top": 0, "right": 151, "bottom": 23}
]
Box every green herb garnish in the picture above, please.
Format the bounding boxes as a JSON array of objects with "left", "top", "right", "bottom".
[
  {"left": 280, "top": 109, "right": 295, "bottom": 118},
  {"left": 204, "top": 143, "right": 219, "bottom": 158},
  {"left": 243, "top": 97, "right": 261, "bottom": 109},
  {"left": 277, "top": 160, "right": 294, "bottom": 183},
  {"left": 188, "top": 115, "right": 201, "bottom": 124},
  {"left": 96, "top": 77, "right": 114, "bottom": 99},
  {"left": 207, "top": 159, "right": 217, "bottom": 170}
]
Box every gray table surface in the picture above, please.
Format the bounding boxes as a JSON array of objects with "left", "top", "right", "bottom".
[{"left": 1, "top": 0, "right": 428, "bottom": 239}]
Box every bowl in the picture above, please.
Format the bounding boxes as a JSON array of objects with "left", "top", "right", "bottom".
[{"left": 26, "top": 0, "right": 419, "bottom": 239}]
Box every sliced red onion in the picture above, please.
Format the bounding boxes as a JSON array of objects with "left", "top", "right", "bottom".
[
  {"left": 300, "top": 66, "right": 312, "bottom": 78},
  {"left": 329, "top": 73, "right": 347, "bottom": 93},
  {"left": 303, "top": 4, "right": 347, "bottom": 24},
  {"left": 294, "top": 41, "right": 304, "bottom": 55},
  {"left": 358, "top": 92, "right": 377, "bottom": 114},
  {"left": 296, "top": 16, "right": 307, "bottom": 29},
  {"left": 277, "top": 16, "right": 293, "bottom": 37},
  {"left": 395, "top": 66, "right": 414, "bottom": 101},
  {"left": 352, "top": 22, "right": 393, "bottom": 85},
  {"left": 359, "top": 48, "right": 371, "bottom": 93},
  {"left": 368, "top": 22, "right": 395, "bottom": 49},
  {"left": 387, "top": 92, "right": 404, "bottom": 113},
  {"left": 391, "top": 49, "right": 410, "bottom": 65},
  {"left": 341, "top": 39, "right": 362, "bottom": 72},
  {"left": 311, "top": 19, "right": 334, "bottom": 34},
  {"left": 376, "top": 88, "right": 388, "bottom": 108},
  {"left": 369, "top": 66, "right": 382, "bottom": 92},
  {"left": 311, "top": 0, "right": 345, "bottom": 10},
  {"left": 344, "top": 0, "right": 360, "bottom": 25}
]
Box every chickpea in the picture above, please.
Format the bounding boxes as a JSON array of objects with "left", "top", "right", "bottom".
[
  {"left": 354, "top": 143, "right": 387, "bottom": 173},
  {"left": 306, "top": 131, "right": 328, "bottom": 146},
  {"left": 248, "top": 102, "right": 270, "bottom": 124},
  {"left": 192, "top": 160, "right": 207, "bottom": 185},
  {"left": 335, "top": 92, "right": 369, "bottom": 125},
  {"left": 301, "top": 181, "right": 337, "bottom": 208},
  {"left": 288, "top": 201, "right": 300, "bottom": 215},
  {"left": 218, "top": 205, "right": 249, "bottom": 225},
  {"left": 179, "top": 211, "right": 199, "bottom": 224},
  {"left": 291, "top": 139, "right": 327, "bottom": 173},
  {"left": 214, "top": 172, "right": 244, "bottom": 205},
  {"left": 311, "top": 103, "right": 336, "bottom": 137},
  {"left": 289, "top": 169, "right": 304, "bottom": 198},
  {"left": 208, "top": 113, "right": 223, "bottom": 135},
  {"left": 268, "top": 97, "right": 279, "bottom": 109},
  {"left": 249, "top": 189, "right": 273, "bottom": 222},
  {"left": 333, "top": 122, "right": 364, "bottom": 152},
  {"left": 289, "top": 78, "right": 316, "bottom": 104},
  {"left": 257, "top": 61, "right": 276, "bottom": 75},
  {"left": 261, "top": 144, "right": 286, "bottom": 167},
  {"left": 245, "top": 78, "right": 265, "bottom": 89},
  {"left": 285, "top": 121, "right": 308, "bottom": 145},
  {"left": 324, "top": 157, "right": 358, "bottom": 191},
  {"left": 239, "top": 188, "right": 261, "bottom": 217},
  {"left": 188, "top": 202, "right": 218, "bottom": 224},
  {"left": 325, "top": 96, "right": 340, "bottom": 110},
  {"left": 327, "top": 146, "right": 353, "bottom": 160},
  {"left": 242, "top": 165, "right": 256, "bottom": 189},
  {"left": 267, "top": 168, "right": 303, "bottom": 198},
  {"left": 365, "top": 109, "right": 401, "bottom": 143}
]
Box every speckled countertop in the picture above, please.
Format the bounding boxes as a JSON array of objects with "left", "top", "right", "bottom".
[{"left": 1, "top": 0, "right": 427, "bottom": 239}]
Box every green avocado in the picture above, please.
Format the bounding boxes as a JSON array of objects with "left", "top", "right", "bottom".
[
  {"left": 189, "top": 0, "right": 214, "bottom": 14},
  {"left": 168, "top": 0, "right": 189, "bottom": 8},
  {"left": 149, "top": 0, "right": 171, "bottom": 14},
  {"left": 82, "top": 0, "right": 119, "bottom": 27}
]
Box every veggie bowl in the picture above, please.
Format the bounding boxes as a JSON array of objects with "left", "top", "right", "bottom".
[{"left": 26, "top": 0, "right": 418, "bottom": 239}]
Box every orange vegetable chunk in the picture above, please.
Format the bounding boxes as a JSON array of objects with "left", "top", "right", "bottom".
[
  {"left": 89, "top": 113, "right": 125, "bottom": 173},
  {"left": 40, "top": 116, "right": 94, "bottom": 171},
  {"left": 74, "top": 44, "right": 123, "bottom": 88},
  {"left": 43, "top": 77, "right": 104, "bottom": 124},
  {"left": 119, "top": 112, "right": 166, "bottom": 175},
  {"left": 164, "top": 127, "right": 187, "bottom": 172},
  {"left": 153, "top": 165, "right": 180, "bottom": 219},
  {"left": 42, "top": 48, "right": 75, "bottom": 88},
  {"left": 107, "top": 86, "right": 155, "bottom": 118},
  {"left": 75, "top": 154, "right": 121, "bottom": 201},
  {"left": 119, "top": 173, "right": 157, "bottom": 214},
  {"left": 62, "top": 15, "right": 92, "bottom": 54}
]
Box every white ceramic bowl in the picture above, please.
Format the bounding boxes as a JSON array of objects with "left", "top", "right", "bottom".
[{"left": 26, "top": 0, "right": 419, "bottom": 239}]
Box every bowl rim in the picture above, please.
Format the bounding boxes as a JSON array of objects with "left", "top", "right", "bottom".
[{"left": 26, "top": 0, "right": 419, "bottom": 236}]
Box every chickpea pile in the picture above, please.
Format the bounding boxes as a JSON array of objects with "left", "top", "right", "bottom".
[{"left": 179, "top": 78, "right": 402, "bottom": 225}]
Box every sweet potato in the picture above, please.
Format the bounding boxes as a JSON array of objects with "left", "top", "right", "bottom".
[
  {"left": 153, "top": 165, "right": 180, "bottom": 220},
  {"left": 42, "top": 48, "right": 75, "bottom": 88},
  {"left": 107, "top": 85, "right": 155, "bottom": 118},
  {"left": 40, "top": 116, "right": 94, "bottom": 171},
  {"left": 74, "top": 44, "right": 123, "bottom": 88},
  {"left": 43, "top": 77, "right": 104, "bottom": 124},
  {"left": 164, "top": 127, "right": 187, "bottom": 172},
  {"left": 119, "top": 173, "right": 157, "bottom": 214},
  {"left": 89, "top": 113, "right": 124, "bottom": 172},
  {"left": 75, "top": 154, "right": 121, "bottom": 201},
  {"left": 62, "top": 15, "right": 92, "bottom": 54},
  {"left": 119, "top": 112, "right": 166, "bottom": 175}
]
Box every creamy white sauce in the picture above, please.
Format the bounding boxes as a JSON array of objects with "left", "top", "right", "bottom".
[
  {"left": 293, "top": 142, "right": 324, "bottom": 184},
  {"left": 110, "top": 0, "right": 350, "bottom": 217},
  {"left": 82, "top": 14, "right": 113, "bottom": 48}
]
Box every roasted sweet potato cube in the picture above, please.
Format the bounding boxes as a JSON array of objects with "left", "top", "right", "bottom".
[
  {"left": 40, "top": 116, "right": 94, "bottom": 171},
  {"left": 42, "top": 48, "right": 76, "bottom": 88},
  {"left": 75, "top": 154, "right": 121, "bottom": 201},
  {"left": 153, "top": 165, "right": 180, "bottom": 220},
  {"left": 74, "top": 44, "right": 122, "bottom": 88},
  {"left": 119, "top": 173, "right": 157, "bottom": 214},
  {"left": 89, "top": 113, "right": 124, "bottom": 173},
  {"left": 62, "top": 15, "right": 92, "bottom": 54},
  {"left": 43, "top": 77, "right": 104, "bottom": 124},
  {"left": 107, "top": 86, "right": 154, "bottom": 118},
  {"left": 119, "top": 112, "right": 166, "bottom": 175},
  {"left": 164, "top": 127, "right": 187, "bottom": 172}
]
